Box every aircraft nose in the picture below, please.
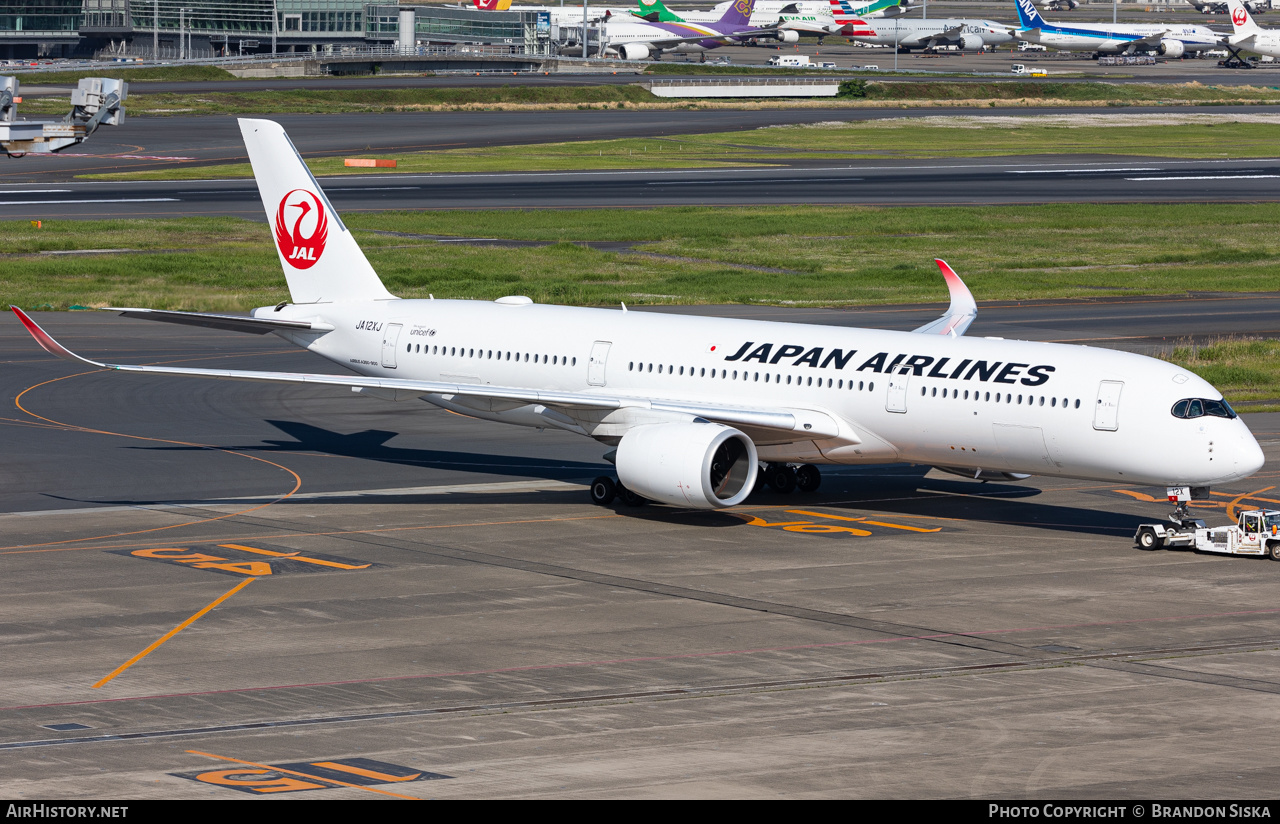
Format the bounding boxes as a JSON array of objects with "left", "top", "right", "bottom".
[{"left": 1235, "top": 425, "right": 1266, "bottom": 478}]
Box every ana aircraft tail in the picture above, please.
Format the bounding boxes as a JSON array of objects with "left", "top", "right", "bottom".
[
  {"left": 1014, "top": 0, "right": 1048, "bottom": 29},
  {"left": 239, "top": 118, "right": 394, "bottom": 305},
  {"left": 1227, "top": 0, "right": 1262, "bottom": 33},
  {"left": 717, "top": 0, "right": 755, "bottom": 28}
]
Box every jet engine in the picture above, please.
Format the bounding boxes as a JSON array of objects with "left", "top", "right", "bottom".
[
  {"left": 615, "top": 422, "right": 758, "bottom": 509},
  {"left": 618, "top": 42, "right": 651, "bottom": 60},
  {"left": 958, "top": 33, "right": 986, "bottom": 51},
  {"left": 1158, "top": 39, "right": 1185, "bottom": 58},
  {"left": 774, "top": 29, "right": 801, "bottom": 43}
]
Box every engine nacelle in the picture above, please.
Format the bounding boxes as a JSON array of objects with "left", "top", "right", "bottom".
[
  {"left": 774, "top": 29, "right": 800, "bottom": 43},
  {"left": 615, "top": 422, "right": 758, "bottom": 509},
  {"left": 958, "top": 33, "right": 985, "bottom": 51},
  {"left": 1158, "top": 39, "right": 1185, "bottom": 58},
  {"left": 618, "top": 42, "right": 651, "bottom": 60}
]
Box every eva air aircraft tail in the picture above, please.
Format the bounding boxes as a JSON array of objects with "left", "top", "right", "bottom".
[{"left": 632, "top": 0, "right": 685, "bottom": 22}]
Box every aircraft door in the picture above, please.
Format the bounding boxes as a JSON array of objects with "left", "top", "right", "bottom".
[
  {"left": 885, "top": 375, "right": 909, "bottom": 413},
  {"left": 588, "top": 341, "right": 611, "bottom": 386},
  {"left": 1093, "top": 380, "right": 1123, "bottom": 431},
  {"left": 381, "top": 323, "right": 403, "bottom": 369}
]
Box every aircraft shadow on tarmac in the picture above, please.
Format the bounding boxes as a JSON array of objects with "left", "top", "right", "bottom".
[
  {"left": 80, "top": 422, "right": 1146, "bottom": 537},
  {"left": 132, "top": 419, "right": 613, "bottom": 479}
]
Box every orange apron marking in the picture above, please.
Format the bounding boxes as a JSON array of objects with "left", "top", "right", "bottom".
[
  {"left": 310, "top": 761, "right": 423, "bottom": 783},
  {"left": 92, "top": 577, "right": 255, "bottom": 689},
  {"left": 185, "top": 751, "right": 420, "bottom": 800}
]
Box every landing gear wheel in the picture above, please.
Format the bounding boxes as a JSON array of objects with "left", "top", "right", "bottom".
[
  {"left": 767, "top": 463, "right": 796, "bottom": 494},
  {"left": 795, "top": 464, "right": 821, "bottom": 493},
  {"left": 1136, "top": 527, "right": 1160, "bottom": 551},
  {"left": 619, "top": 484, "right": 648, "bottom": 507},
  {"left": 753, "top": 469, "right": 768, "bottom": 494},
  {"left": 590, "top": 476, "right": 616, "bottom": 506}
]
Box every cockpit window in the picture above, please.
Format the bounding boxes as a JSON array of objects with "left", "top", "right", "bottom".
[{"left": 1171, "top": 398, "right": 1237, "bottom": 420}]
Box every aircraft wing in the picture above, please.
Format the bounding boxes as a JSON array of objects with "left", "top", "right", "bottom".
[
  {"left": 926, "top": 24, "right": 965, "bottom": 42},
  {"left": 104, "top": 307, "right": 335, "bottom": 335},
  {"left": 911, "top": 260, "right": 977, "bottom": 337},
  {"left": 10, "top": 306, "right": 839, "bottom": 439},
  {"left": 1126, "top": 30, "right": 1169, "bottom": 48}
]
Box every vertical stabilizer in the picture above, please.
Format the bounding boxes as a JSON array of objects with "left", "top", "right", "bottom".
[
  {"left": 717, "top": 0, "right": 755, "bottom": 27},
  {"left": 633, "top": 0, "right": 685, "bottom": 21},
  {"left": 1227, "top": 0, "right": 1262, "bottom": 34},
  {"left": 1014, "top": 0, "right": 1047, "bottom": 29},
  {"left": 239, "top": 118, "right": 394, "bottom": 305}
]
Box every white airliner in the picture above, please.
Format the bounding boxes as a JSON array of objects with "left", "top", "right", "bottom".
[
  {"left": 1224, "top": 0, "right": 1280, "bottom": 58},
  {"left": 839, "top": 14, "right": 1014, "bottom": 51},
  {"left": 1012, "top": 0, "right": 1221, "bottom": 56},
  {"left": 11, "top": 119, "right": 1266, "bottom": 511}
]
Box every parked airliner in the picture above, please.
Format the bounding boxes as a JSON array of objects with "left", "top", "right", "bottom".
[
  {"left": 837, "top": 10, "right": 1014, "bottom": 51},
  {"left": 1012, "top": 0, "right": 1221, "bottom": 56},
  {"left": 11, "top": 119, "right": 1265, "bottom": 511},
  {"left": 1224, "top": 0, "right": 1280, "bottom": 59}
]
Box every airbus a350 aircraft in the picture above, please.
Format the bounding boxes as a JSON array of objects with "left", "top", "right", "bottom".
[
  {"left": 11, "top": 119, "right": 1266, "bottom": 511},
  {"left": 1223, "top": 0, "right": 1280, "bottom": 60}
]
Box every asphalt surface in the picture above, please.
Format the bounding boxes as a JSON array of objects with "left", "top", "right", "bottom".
[
  {"left": 3, "top": 310, "right": 1280, "bottom": 798},
  {"left": 3, "top": 153, "right": 1278, "bottom": 218},
  {"left": 7, "top": 104, "right": 1279, "bottom": 184}
]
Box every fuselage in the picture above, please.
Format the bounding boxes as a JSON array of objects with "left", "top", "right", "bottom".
[
  {"left": 603, "top": 16, "right": 757, "bottom": 51},
  {"left": 1025, "top": 22, "right": 1221, "bottom": 53},
  {"left": 258, "top": 297, "right": 1265, "bottom": 489},
  {"left": 1232, "top": 28, "right": 1280, "bottom": 56},
  {"left": 845, "top": 17, "right": 1014, "bottom": 48}
]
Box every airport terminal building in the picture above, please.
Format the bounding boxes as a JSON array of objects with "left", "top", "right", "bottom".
[{"left": 0, "top": 1, "right": 549, "bottom": 59}]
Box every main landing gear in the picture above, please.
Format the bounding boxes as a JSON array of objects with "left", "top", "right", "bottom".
[
  {"left": 757, "top": 462, "right": 822, "bottom": 494},
  {"left": 589, "top": 475, "right": 648, "bottom": 507}
]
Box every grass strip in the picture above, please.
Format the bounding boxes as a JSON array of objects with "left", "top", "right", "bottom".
[
  {"left": 83, "top": 115, "right": 1280, "bottom": 181},
  {"left": 1164, "top": 339, "right": 1280, "bottom": 408},
  {"left": 3, "top": 204, "right": 1280, "bottom": 314},
  {"left": 15, "top": 65, "right": 237, "bottom": 84}
]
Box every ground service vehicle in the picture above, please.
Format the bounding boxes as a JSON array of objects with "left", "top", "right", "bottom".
[{"left": 1136, "top": 497, "right": 1280, "bottom": 559}]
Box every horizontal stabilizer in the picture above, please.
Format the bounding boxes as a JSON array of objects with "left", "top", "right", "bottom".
[
  {"left": 107, "top": 307, "right": 334, "bottom": 335},
  {"left": 912, "top": 259, "right": 977, "bottom": 337}
]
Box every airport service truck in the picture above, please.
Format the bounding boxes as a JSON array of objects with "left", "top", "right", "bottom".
[{"left": 1134, "top": 487, "right": 1280, "bottom": 559}]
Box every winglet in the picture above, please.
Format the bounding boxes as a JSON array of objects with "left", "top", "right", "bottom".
[
  {"left": 911, "top": 260, "right": 978, "bottom": 337},
  {"left": 10, "top": 306, "right": 109, "bottom": 368}
]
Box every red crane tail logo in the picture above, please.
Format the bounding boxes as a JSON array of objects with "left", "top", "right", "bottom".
[
  {"left": 274, "top": 189, "right": 328, "bottom": 270},
  {"left": 1233, "top": 7, "right": 1248, "bottom": 25}
]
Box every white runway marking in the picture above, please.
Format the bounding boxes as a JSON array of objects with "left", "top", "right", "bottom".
[
  {"left": 1124, "top": 175, "right": 1280, "bottom": 181},
  {"left": 0, "top": 198, "right": 180, "bottom": 205}
]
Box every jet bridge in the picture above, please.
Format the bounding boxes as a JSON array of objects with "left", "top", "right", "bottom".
[{"left": 0, "top": 76, "right": 127, "bottom": 156}]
